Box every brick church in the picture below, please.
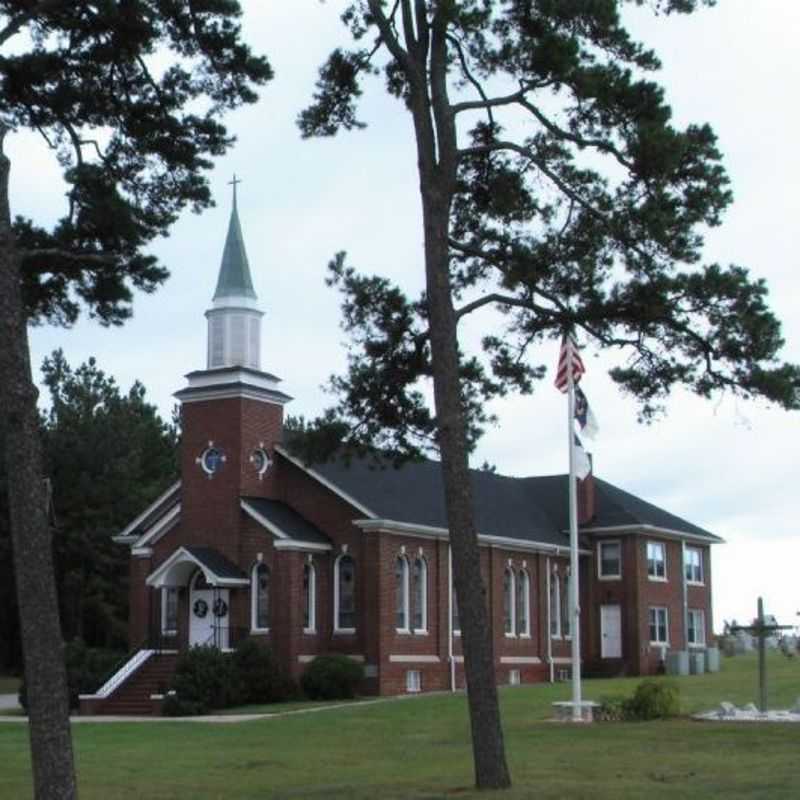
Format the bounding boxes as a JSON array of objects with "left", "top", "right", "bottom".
[{"left": 81, "top": 193, "right": 721, "bottom": 713}]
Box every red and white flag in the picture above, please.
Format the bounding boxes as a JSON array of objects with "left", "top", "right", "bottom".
[{"left": 554, "top": 334, "right": 585, "bottom": 393}]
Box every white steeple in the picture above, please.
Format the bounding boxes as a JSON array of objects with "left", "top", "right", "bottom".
[{"left": 204, "top": 177, "right": 264, "bottom": 370}]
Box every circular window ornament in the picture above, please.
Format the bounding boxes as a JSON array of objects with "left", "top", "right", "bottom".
[
  {"left": 197, "top": 444, "right": 226, "bottom": 477},
  {"left": 250, "top": 447, "right": 272, "bottom": 479}
]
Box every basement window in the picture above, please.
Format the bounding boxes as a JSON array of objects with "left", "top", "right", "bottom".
[{"left": 405, "top": 670, "right": 421, "bottom": 693}]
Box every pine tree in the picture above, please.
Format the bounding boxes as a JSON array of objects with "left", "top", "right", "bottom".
[
  {"left": 298, "top": 1, "right": 799, "bottom": 789},
  {"left": 0, "top": 4, "right": 270, "bottom": 797}
]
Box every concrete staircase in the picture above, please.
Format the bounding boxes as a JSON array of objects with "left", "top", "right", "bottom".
[{"left": 80, "top": 651, "right": 178, "bottom": 715}]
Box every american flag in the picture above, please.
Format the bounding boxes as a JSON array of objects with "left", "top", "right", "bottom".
[{"left": 554, "top": 334, "right": 585, "bottom": 393}]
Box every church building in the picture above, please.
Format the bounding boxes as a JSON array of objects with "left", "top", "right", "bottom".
[{"left": 80, "top": 192, "right": 721, "bottom": 714}]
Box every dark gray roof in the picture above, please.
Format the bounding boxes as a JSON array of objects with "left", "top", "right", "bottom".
[
  {"left": 590, "top": 479, "right": 720, "bottom": 540},
  {"left": 184, "top": 546, "right": 247, "bottom": 581},
  {"left": 242, "top": 497, "right": 331, "bottom": 546},
  {"left": 302, "top": 454, "right": 719, "bottom": 545}
]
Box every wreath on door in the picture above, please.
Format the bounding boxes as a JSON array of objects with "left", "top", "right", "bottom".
[
  {"left": 193, "top": 599, "right": 209, "bottom": 618},
  {"left": 213, "top": 598, "right": 228, "bottom": 618}
]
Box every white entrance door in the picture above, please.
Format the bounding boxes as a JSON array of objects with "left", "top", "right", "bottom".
[
  {"left": 600, "top": 604, "right": 622, "bottom": 659},
  {"left": 189, "top": 575, "right": 229, "bottom": 649}
]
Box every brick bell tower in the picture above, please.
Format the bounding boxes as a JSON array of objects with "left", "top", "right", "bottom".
[{"left": 174, "top": 179, "right": 291, "bottom": 564}]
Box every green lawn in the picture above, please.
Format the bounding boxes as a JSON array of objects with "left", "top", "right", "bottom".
[
  {"left": 1, "top": 652, "right": 798, "bottom": 799},
  {"left": 0, "top": 675, "right": 20, "bottom": 694}
]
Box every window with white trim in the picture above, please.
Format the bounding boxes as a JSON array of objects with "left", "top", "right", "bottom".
[
  {"left": 161, "top": 587, "right": 178, "bottom": 635},
  {"left": 503, "top": 568, "right": 516, "bottom": 636},
  {"left": 684, "top": 547, "right": 703, "bottom": 584},
  {"left": 516, "top": 570, "right": 530, "bottom": 637},
  {"left": 412, "top": 557, "right": 427, "bottom": 632},
  {"left": 649, "top": 606, "right": 669, "bottom": 644},
  {"left": 303, "top": 562, "right": 316, "bottom": 633},
  {"left": 562, "top": 572, "right": 571, "bottom": 639},
  {"left": 405, "top": 669, "right": 421, "bottom": 693},
  {"left": 252, "top": 563, "right": 270, "bottom": 631},
  {"left": 395, "top": 556, "right": 409, "bottom": 631},
  {"left": 335, "top": 554, "right": 356, "bottom": 632},
  {"left": 688, "top": 609, "right": 706, "bottom": 646},
  {"left": 598, "top": 540, "right": 621, "bottom": 579},
  {"left": 509, "top": 669, "right": 521, "bottom": 686},
  {"left": 647, "top": 541, "right": 666, "bottom": 580},
  {"left": 550, "top": 571, "right": 561, "bottom": 638}
]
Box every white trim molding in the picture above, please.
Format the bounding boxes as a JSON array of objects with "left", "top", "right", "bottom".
[
  {"left": 389, "top": 655, "right": 441, "bottom": 663},
  {"left": 114, "top": 480, "right": 181, "bottom": 544},
  {"left": 297, "top": 654, "right": 365, "bottom": 664},
  {"left": 500, "top": 656, "right": 542, "bottom": 665},
  {"left": 582, "top": 523, "right": 724, "bottom": 545},
  {"left": 145, "top": 546, "right": 249, "bottom": 589},
  {"left": 356, "top": 518, "right": 589, "bottom": 557}
]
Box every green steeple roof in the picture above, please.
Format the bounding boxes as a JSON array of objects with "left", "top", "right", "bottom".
[{"left": 213, "top": 185, "right": 257, "bottom": 301}]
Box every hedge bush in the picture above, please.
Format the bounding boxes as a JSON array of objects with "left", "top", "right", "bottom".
[
  {"left": 163, "top": 639, "right": 297, "bottom": 716},
  {"left": 18, "top": 639, "right": 125, "bottom": 712},
  {"left": 163, "top": 645, "right": 240, "bottom": 716},
  {"left": 622, "top": 679, "right": 680, "bottom": 720},
  {"left": 231, "top": 639, "right": 295, "bottom": 704},
  {"left": 300, "top": 655, "right": 364, "bottom": 700}
]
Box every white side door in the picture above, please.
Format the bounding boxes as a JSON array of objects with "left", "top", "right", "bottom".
[{"left": 600, "top": 604, "right": 622, "bottom": 659}]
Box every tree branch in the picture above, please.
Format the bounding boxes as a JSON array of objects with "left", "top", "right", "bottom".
[
  {"left": 447, "top": 34, "right": 497, "bottom": 128},
  {"left": 368, "top": 0, "right": 414, "bottom": 78},
  {"left": 21, "top": 249, "right": 120, "bottom": 265},
  {"left": 454, "top": 292, "right": 538, "bottom": 321},
  {"left": 0, "top": 1, "right": 63, "bottom": 47}
]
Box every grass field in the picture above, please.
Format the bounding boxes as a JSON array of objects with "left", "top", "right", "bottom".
[{"left": 1, "top": 652, "right": 798, "bottom": 799}]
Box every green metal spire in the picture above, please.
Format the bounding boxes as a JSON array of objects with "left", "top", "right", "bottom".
[{"left": 213, "top": 176, "right": 257, "bottom": 301}]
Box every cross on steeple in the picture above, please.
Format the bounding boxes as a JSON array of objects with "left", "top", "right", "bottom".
[
  {"left": 729, "top": 597, "right": 793, "bottom": 712},
  {"left": 229, "top": 173, "right": 242, "bottom": 209}
]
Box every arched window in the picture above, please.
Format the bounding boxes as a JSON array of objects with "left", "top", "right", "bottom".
[
  {"left": 503, "top": 568, "right": 516, "bottom": 636},
  {"left": 550, "top": 570, "right": 561, "bottom": 638},
  {"left": 335, "top": 554, "right": 356, "bottom": 632},
  {"left": 395, "top": 556, "right": 410, "bottom": 631},
  {"left": 251, "top": 563, "right": 270, "bottom": 631},
  {"left": 412, "top": 557, "right": 427, "bottom": 632},
  {"left": 516, "top": 570, "right": 530, "bottom": 637},
  {"left": 562, "top": 571, "right": 571, "bottom": 638},
  {"left": 303, "top": 562, "right": 316, "bottom": 633}
]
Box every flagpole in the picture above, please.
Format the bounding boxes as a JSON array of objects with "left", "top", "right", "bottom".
[{"left": 566, "top": 340, "right": 583, "bottom": 722}]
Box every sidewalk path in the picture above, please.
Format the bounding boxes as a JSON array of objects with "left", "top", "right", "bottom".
[{"left": 0, "top": 696, "right": 404, "bottom": 724}]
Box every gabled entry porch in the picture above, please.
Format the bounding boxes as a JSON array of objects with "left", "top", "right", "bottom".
[{"left": 146, "top": 545, "right": 250, "bottom": 650}]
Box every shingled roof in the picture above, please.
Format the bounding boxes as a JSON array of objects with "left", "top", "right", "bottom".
[
  {"left": 241, "top": 497, "right": 331, "bottom": 546},
  {"left": 293, "top": 451, "right": 721, "bottom": 546}
]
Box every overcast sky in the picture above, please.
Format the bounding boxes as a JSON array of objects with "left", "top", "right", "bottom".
[{"left": 12, "top": 1, "right": 799, "bottom": 632}]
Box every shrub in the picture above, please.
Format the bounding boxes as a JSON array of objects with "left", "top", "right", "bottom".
[
  {"left": 622, "top": 679, "right": 680, "bottom": 720},
  {"left": 232, "top": 638, "right": 296, "bottom": 704},
  {"left": 18, "top": 639, "right": 126, "bottom": 712},
  {"left": 163, "top": 646, "right": 240, "bottom": 716},
  {"left": 301, "top": 655, "right": 364, "bottom": 700},
  {"left": 594, "top": 696, "right": 626, "bottom": 722}
]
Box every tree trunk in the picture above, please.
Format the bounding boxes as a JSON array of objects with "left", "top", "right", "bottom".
[
  {"left": 422, "top": 188, "right": 512, "bottom": 789},
  {"left": 0, "top": 131, "right": 78, "bottom": 799}
]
